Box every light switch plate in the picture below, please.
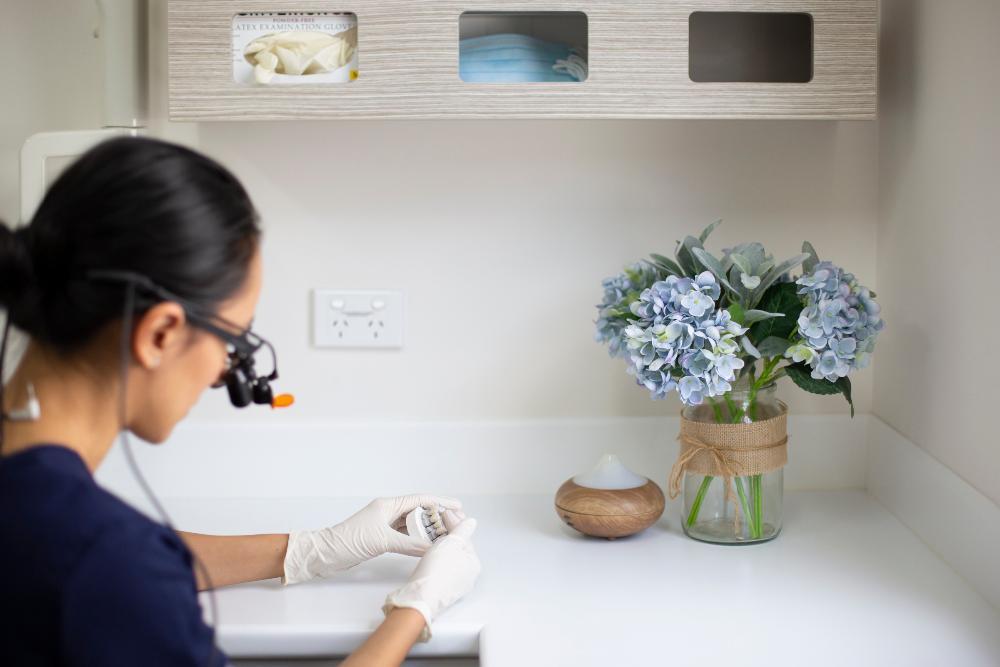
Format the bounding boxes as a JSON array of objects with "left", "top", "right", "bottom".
[{"left": 312, "top": 289, "right": 404, "bottom": 348}]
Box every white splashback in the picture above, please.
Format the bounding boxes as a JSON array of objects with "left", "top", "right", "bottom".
[{"left": 95, "top": 414, "right": 869, "bottom": 500}]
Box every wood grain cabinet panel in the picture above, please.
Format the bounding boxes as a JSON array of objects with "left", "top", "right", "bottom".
[{"left": 168, "top": 0, "right": 877, "bottom": 120}]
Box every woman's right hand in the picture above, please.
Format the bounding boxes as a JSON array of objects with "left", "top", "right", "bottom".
[{"left": 381, "top": 518, "right": 482, "bottom": 642}]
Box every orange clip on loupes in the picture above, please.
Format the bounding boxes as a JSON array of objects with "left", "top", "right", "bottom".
[{"left": 272, "top": 394, "right": 295, "bottom": 409}]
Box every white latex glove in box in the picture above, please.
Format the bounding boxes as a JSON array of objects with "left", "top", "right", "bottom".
[
  {"left": 282, "top": 495, "right": 464, "bottom": 585},
  {"left": 382, "top": 518, "right": 482, "bottom": 642}
]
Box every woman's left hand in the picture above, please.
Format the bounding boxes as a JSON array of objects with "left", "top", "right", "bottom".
[{"left": 282, "top": 495, "right": 464, "bottom": 585}]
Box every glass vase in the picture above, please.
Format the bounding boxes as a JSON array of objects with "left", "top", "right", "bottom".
[{"left": 680, "top": 382, "right": 784, "bottom": 544}]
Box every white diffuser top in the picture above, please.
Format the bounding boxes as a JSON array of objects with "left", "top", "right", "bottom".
[{"left": 572, "top": 454, "right": 647, "bottom": 490}]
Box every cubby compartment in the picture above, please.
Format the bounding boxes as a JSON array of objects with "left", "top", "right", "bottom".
[
  {"left": 689, "top": 12, "right": 813, "bottom": 83},
  {"left": 232, "top": 11, "right": 358, "bottom": 85},
  {"left": 458, "top": 11, "right": 588, "bottom": 83}
]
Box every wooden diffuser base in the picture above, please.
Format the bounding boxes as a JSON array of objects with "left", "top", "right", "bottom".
[{"left": 555, "top": 479, "right": 665, "bottom": 540}]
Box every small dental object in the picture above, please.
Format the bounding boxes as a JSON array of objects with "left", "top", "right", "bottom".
[{"left": 405, "top": 505, "right": 448, "bottom": 545}]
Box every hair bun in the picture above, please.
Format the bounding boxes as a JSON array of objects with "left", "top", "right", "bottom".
[{"left": 0, "top": 223, "right": 38, "bottom": 322}]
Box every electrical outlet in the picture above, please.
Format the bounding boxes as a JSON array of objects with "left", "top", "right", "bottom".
[{"left": 313, "top": 289, "right": 404, "bottom": 348}]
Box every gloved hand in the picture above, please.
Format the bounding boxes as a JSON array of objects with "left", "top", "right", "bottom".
[
  {"left": 282, "top": 495, "right": 463, "bottom": 585},
  {"left": 381, "top": 518, "right": 481, "bottom": 642}
]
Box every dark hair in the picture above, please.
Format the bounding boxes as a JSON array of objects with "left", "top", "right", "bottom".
[{"left": 0, "top": 136, "right": 260, "bottom": 351}]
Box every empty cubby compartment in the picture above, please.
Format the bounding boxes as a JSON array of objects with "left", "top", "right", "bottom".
[{"left": 689, "top": 11, "right": 813, "bottom": 83}]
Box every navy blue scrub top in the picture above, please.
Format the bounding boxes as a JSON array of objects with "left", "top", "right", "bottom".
[{"left": 0, "top": 445, "right": 226, "bottom": 666}]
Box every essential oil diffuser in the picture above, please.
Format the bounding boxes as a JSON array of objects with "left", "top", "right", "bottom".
[{"left": 555, "top": 454, "right": 665, "bottom": 539}]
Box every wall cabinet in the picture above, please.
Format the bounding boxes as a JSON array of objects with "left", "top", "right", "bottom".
[{"left": 168, "top": 0, "right": 877, "bottom": 121}]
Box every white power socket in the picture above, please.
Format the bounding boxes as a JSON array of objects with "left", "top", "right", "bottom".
[{"left": 312, "top": 289, "right": 404, "bottom": 349}]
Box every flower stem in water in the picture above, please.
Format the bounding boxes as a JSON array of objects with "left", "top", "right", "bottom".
[
  {"left": 686, "top": 475, "right": 714, "bottom": 528},
  {"left": 752, "top": 474, "right": 763, "bottom": 538},
  {"left": 735, "top": 476, "right": 752, "bottom": 537}
]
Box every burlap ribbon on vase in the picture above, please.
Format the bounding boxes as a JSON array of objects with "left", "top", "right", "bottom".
[{"left": 667, "top": 404, "right": 789, "bottom": 528}]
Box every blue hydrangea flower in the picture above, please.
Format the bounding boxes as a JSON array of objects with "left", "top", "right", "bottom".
[
  {"left": 678, "top": 376, "right": 705, "bottom": 404},
  {"left": 620, "top": 273, "right": 747, "bottom": 405},
  {"left": 679, "top": 272, "right": 721, "bottom": 317},
  {"left": 594, "top": 264, "right": 659, "bottom": 358},
  {"left": 633, "top": 367, "right": 678, "bottom": 400},
  {"left": 787, "top": 261, "right": 883, "bottom": 382}
]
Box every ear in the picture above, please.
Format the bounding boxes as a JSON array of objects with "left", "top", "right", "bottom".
[{"left": 131, "top": 302, "right": 189, "bottom": 371}]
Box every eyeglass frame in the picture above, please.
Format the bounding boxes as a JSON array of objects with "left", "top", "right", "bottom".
[{"left": 84, "top": 269, "right": 279, "bottom": 398}]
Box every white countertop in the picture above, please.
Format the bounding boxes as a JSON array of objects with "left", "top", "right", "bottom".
[{"left": 156, "top": 491, "right": 1000, "bottom": 667}]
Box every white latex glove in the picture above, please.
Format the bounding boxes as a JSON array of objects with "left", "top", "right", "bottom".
[
  {"left": 282, "top": 495, "right": 463, "bottom": 585},
  {"left": 381, "top": 518, "right": 481, "bottom": 642},
  {"left": 440, "top": 508, "right": 467, "bottom": 530}
]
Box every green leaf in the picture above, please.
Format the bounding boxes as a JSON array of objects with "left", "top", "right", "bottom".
[
  {"left": 730, "top": 242, "right": 768, "bottom": 270},
  {"left": 691, "top": 247, "right": 737, "bottom": 295},
  {"left": 605, "top": 308, "right": 635, "bottom": 322},
  {"left": 743, "top": 310, "right": 784, "bottom": 325},
  {"left": 728, "top": 302, "right": 746, "bottom": 324},
  {"left": 720, "top": 250, "right": 736, "bottom": 273},
  {"left": 648, "top": 253, "right": 683, "bottom": 276},
  {"left": 785, "top": 364, "right": 840, "bottom": 395},
  {"left": 785, "top": 364, "right": 855, "bottom": 417},
  {"left": 699, "top": 219, "right": 723, "bottom": 244},
  {"left": 837, "top": 376, "right": 855, "bottom": 418},
  {"left": 729, "top": 253, "right": 754, "bottom": 278},
  {"left": 675, "top": 236, "right": 703, "bottom": 276},
  {"left": 802, "top": 241, "right": 820, "bottom": 274},
  {"left": 748, "top": 253, "right": 810, "bottom": 308},
  {"left": 728, "top": 264, "right": 752, "bottom": 305},
  {"left": 642, "top": 260, "right": 668, "bottom": 278},
  {"left": 757, "top": 336, "right": 792, "bottom": 357},
  {"left": 748, "top": 282, "right": 802, "bottom": 342},
  {"left": 741, "top": 335, "right": 761, "bottom": 359}
]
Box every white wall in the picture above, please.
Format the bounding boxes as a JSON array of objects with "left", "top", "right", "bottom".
[
  {"left": 2, "top": 0, "right": 879, "bottom": 426},
  {"left": 877, "top": 0, "right": 1000, "bottom": 505},
  {"left": 0, "top": 1, "right": 103, "bottom": 221}
]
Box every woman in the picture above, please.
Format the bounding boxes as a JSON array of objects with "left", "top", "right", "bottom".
[{"left": 0, "top": 137, "right": 481, "bottom": 666}]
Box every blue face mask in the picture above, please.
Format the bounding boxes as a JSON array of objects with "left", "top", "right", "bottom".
[{"left": 459, "top": 33, "right": 588, "bottom": 83}]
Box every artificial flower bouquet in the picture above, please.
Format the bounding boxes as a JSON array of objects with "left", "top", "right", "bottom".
[{"left": 594, "top": 221, "right": 883, "bottom": 542}]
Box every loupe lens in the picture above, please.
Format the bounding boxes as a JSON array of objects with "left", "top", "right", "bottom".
[
  {"left": 226, "top": 368, "right": 253, "bottom": 408},
  {"left": 252, "top": 381, "right": 273, "bottom": 406}
]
